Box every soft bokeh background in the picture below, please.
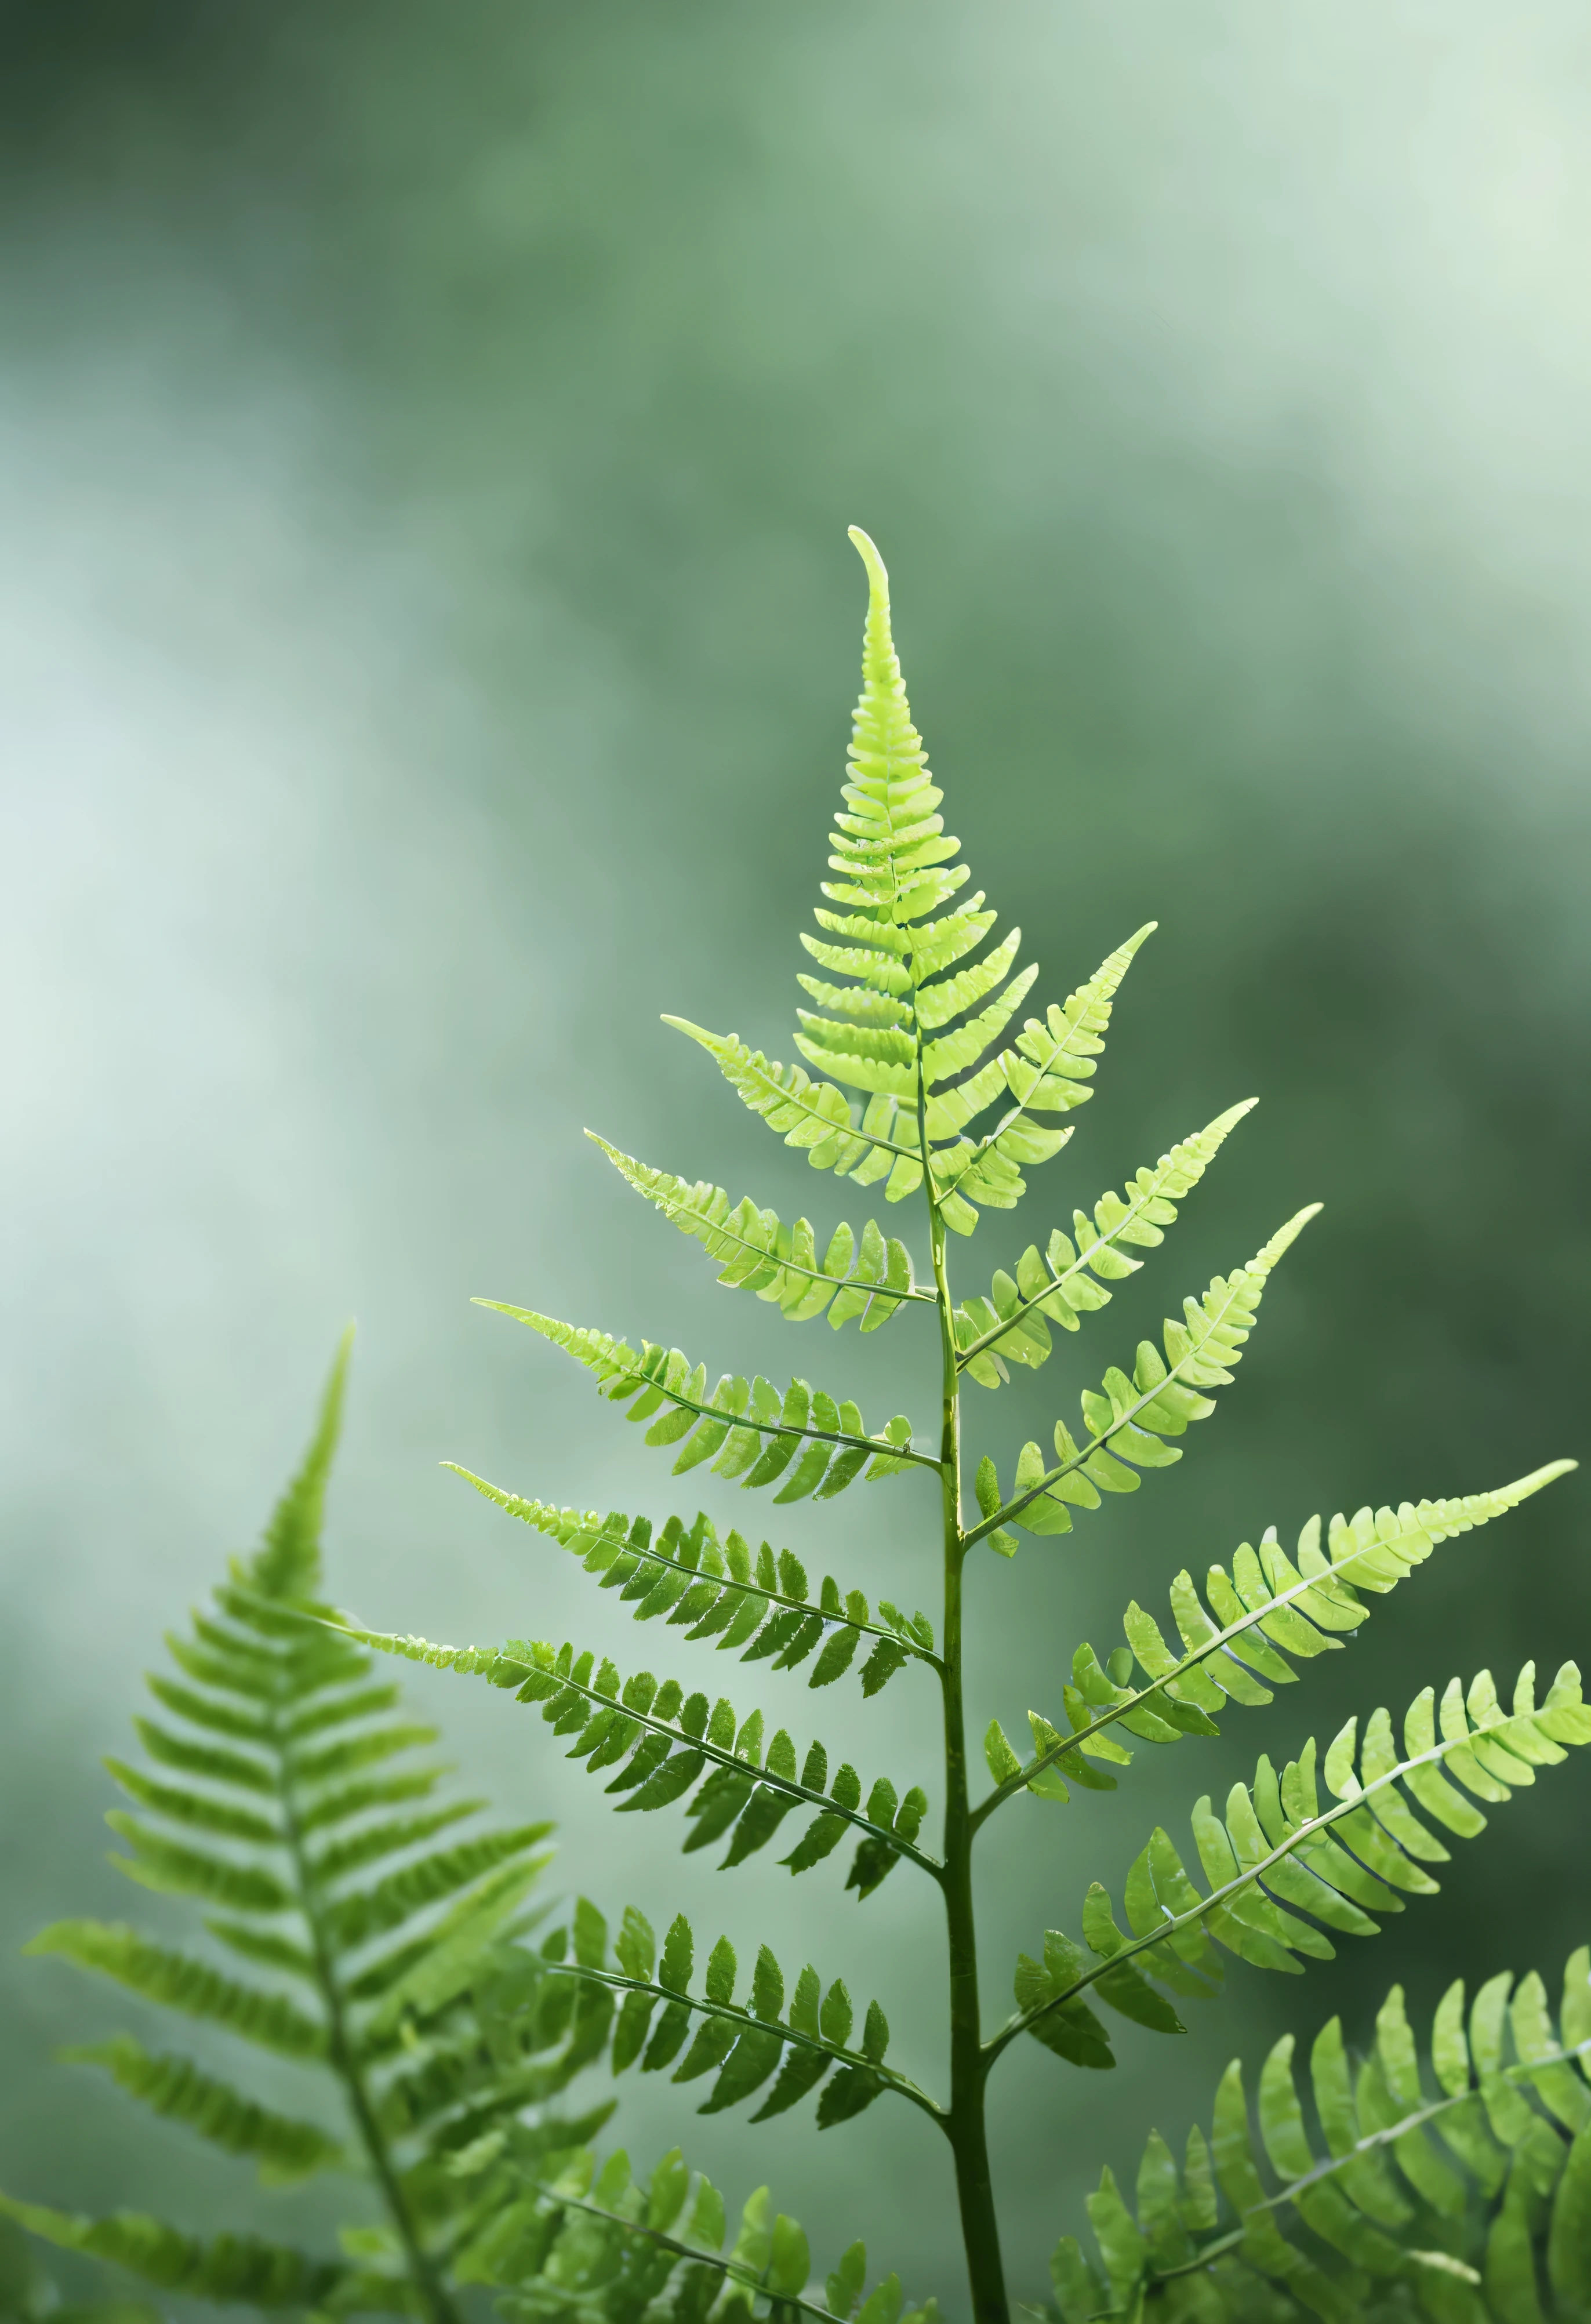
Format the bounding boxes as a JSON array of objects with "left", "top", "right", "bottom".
[{"left": 2, "top": 1, "right": 1589, "bottom": 2311}]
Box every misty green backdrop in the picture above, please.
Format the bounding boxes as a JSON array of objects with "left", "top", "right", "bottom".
[{"left": 1, "top": 1, "right": 1588, "bottom": 2310}]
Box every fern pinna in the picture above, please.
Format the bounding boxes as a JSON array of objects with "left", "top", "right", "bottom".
[
  {"left": 4, "top": 1342, "right": 931, "bottom": 2324},
  {"left": 1053, "top": 1946, "right": 1591, "bottom": 2322},
  {"left": 330, "top": 531, "right": 1584, "bottom": 2323}
]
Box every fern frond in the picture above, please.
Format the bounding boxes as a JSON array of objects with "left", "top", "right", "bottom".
[
  {"left": 997, "top": 1658, "right": 1591, "bottom": 2067},
  {"left": 452, "top": 2138, "right": 939, "bottom": 2324},
  {"left": 334, "top": 1622, "right": 935, "bottom": 1897},
  {"left": 978, "top": 1463, "right": 1577, "bottom": 1815},
  {"left": 665, "top": 543, "right": 1153, "bottom": 1236},
  {"left": 14, "top": 1337, "right": 605, "bottom": 2324},
  {"left": 316, "top": 1825, "right": 554, "bottom": 1955},
  {"left": 26, "top": 1924, "right": 328, "bottom": 2058},
  {"left": 953, "top": 1101, "right": 1256, "bottom": 1388},
  {"left": 60, "top": 2039, "right": 344, "bottom": 2183},
  {"left": 924, "top": 925, "right": 1156, "bottom": 1232},
  {"left": 512, "top": 1903, "right": 929, "bottom": 2129},
  {"left": 969, "top": 1209, "right": 1318, "bottom": 1552},
  {"left": 589, "top": 1135, "right": 927, "bottom": 1330},
  {"left": 0, "top": 2196, "right": 384, "bottom": 2312},
  {"left": 1050, "top": 1944, "right": 1591, "bottom": 2323},
  {"left": 661, "top": 1018, "right": 920, "bottom": 1193},
  {"left": 447, "top": 1472, "right": 937, "bottom": 1697},
  {"left": 478, "top": 1300, "right": 929, "bottom": 1498}
]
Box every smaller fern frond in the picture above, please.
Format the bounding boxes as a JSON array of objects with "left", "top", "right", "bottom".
[
  {"left": 925, "top": 925, "right": 1156, "bottom": 1234},
  {"left": 969, "top": 1209, "right": 1318, "bottom": 1553},
  {"left": 478, "top": 1302, "right": 930, "bottom": 1499},
  {"left": 335, "top": 1624, "right": 935, "bottom": 1897},
  {"left": 589, "top": 1135, "right": 928, "bottom": 1331},
  {"left": 452, "top": 2137, "right": 938, "bottom": 2324},
  {"left": 662, "top": 1018, "right": 921, "bottom": 1195},
  {"left": 518, "top": 1902, "right": 930, "bottom": 2127},
  {"left": 447, "top": 1473, "right": 937, "bottom": 1697},
  {"left": 996, "top": 1659, "right": 1591, "bottom": 2071},
  {"left": 953, "top": 1101, "right": 1256, "bottom": 1388},
  {"left": 13, "top": 1338, "right": 607, "bottom": 2324},
  {"left": 1049, "top": 1944, "right": 1591, "bottom": 2323},
  {"left": 976, "top": 1464, "right": 1577, "bottom": 1818}
]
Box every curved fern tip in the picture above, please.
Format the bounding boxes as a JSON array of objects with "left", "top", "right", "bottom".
[
  {"left": 847, "top": 526, "right": 888, "bottom": 604},
  {"left": 1247, "top": 1202, "right": 1323, "bottom": 1276}
]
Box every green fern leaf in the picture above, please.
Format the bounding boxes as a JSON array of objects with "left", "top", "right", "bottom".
[
  {"left": 445, "top": 1472, "right": 935, "bottom": 1698},
  {"left": 521, "top": 1906, "right": 929, "bottom": 2130},
  {"left": 661, "top": 1016, "right": 917, "bottom": 1189},
  {"left": 983, "top": 1463, "right": 1576, "bottom": 1814},
  {"left": 1054, "top": 1943, "right": 1591, "bottom": 2318},
  {"left": 101, "top": 1760, "right": 281, "bottom": 1844},
  {"left": 969, "top": 1207, "right": 1318, "bottom": 1546},
  {"left": 588, "top": 1135, "right": 925, "bottom": 1330},
  {"left": 103, "top": 1816, "right": 292, "bottom": 1914},
  {"left": 452, "top": 2139, "right": 939, "bottom": 2324},
  {"left": 317, "top": 1825, "right": 553, "bottom": 1953},
  {"left": 333, "top": 1621, "right": 935, "bottom": 1894},
  {"left": 666, "top": 540, "right": 1153, "bottom": 1236},
  {"left": 925, "top": 925, "right": 1156, "bottom": 1230},
  {"left": 1002, "top": 1659, "right": 1591, "bottom": 2061},
  {"left": 14, "top": 1335, "right": 600, "bottom": 2324},
  {"left": 475, "top": 1302, "right": 929, "bottom": 1498},
  {"left": 0, "top": 2197, "right": 372, "bottom": 2311},
  {"left": 953, "top": 1100, "right": 1256, "bottom": 1388},
  {"left": 59, "top": 2040, "right": 343, "bottom": 2183},
  {"left": 25, "top": 1924, "right": 327, "bottom": 2058}
]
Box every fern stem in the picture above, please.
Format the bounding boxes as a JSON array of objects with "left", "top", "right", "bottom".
[
  {"left": 271, "top": 1707, "right": 462, "bottom": 2324},
  {"left": 926, "top": 1168, "right": 1009, "bottom": 2324}
]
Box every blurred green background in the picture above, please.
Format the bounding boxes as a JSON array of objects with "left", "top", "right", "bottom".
[{"left": 2, "top": 1, "right": 1589, "bottom": 2310}]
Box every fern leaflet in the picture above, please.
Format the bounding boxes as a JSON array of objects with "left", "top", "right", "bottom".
[
  {"left": 1050, "top": 1945, "right": 1591, "bottom": 2322},
  {"left": 969, "top": 1209, "right": 1318, "bottom": 1552},
  {"left": 446, "top": 1473, "right": 935, "bottom": 1696},
  {"left": 998, "top": 1660, "right": 1591, "bottom": 2072},
  {"left": 589, "top": 1135, "right": 927, "bottom": 1330},
  {"left": 338, "top": 1622, "right": 933, "bottom": 1897},
  {"left": 953, "top": 1101, "right": 1255, "bottom": 1388},
  {"left": 478, "top": 1302, "right": 929, "bottom": 1499},
  {"left": 453, "top": 2138, "right": 939, "bottom": 2324},
  {"left": 978, "top": 1464, "right": 1575, "bottom": 1815}
]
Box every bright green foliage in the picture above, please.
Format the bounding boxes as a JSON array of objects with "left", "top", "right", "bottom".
[
  {"left": 969, "top": 1207, "right": 1318, "bottom": 1551},
  {"left": 0, "top": 2214, "right": 160, "bottom": 2324},
  {"left": 455, "top": 2140, "right": 939, "bottom": 2324},
  {"left": 14, "top": 531, "right": 1584, "bottom": 2324},
  {"left": 954, "top": 1101, "right": 1256, "bottom": 1389},
  {"left": 1051, "top": 1945, "right": 1591, "bottom": 2322},
  {"left": 2, "top": 1342, "right": 611, "bottom": 2324},
  {"left": 337, "top": 1620, "right": 932, "bottom": 1900},
  {"left": 428, "top": 531, "right": 1581, "bottom": 2324},
  {"left": 983, "top": 1464, "right": 1575, "bottom": 1811},
  {"left": 496, "top": 1898, "right": 925, "bottom": 2130},
  {"left": 478, "top": 1302, "right": 927, "bottom": 1500},
  {"left": 665, "top": 528, "right": 1154, "bottom": 1236},
  {"left": 1001, "top": 1659, "right": 1591, "bottom": 2071},
  {"left": 589, "top": 1136, "right": 925, "bottom": 1330},
  {"left": 443, "top": 1472, "right": 935, "bottom": 1698}
]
